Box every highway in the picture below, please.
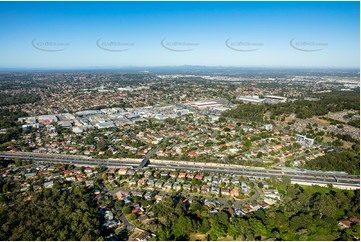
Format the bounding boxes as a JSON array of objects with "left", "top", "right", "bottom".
[{"left": 0, "top": 152, "right": 359, "bottom": 189}]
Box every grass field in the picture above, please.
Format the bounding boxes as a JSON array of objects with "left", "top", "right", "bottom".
[{"left": 300, "top": 184, "right": 344, "bottom": 194}]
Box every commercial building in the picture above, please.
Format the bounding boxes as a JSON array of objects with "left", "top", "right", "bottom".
[
  {"left": 237, "top": 96, "right": 265, "bottom": 104},
  {"left": 264, "top": 95, "right": 287, "bottom": 104},
  {"left": 95, "top": 121, "right": 115, "bottom": 129},
  {"left": 76, "top": 110, "right": 103, "bottom": 117},
  {"left": 190, "top": 101, "right": 223, "bottom": 109},
  {"left": 37, "top": 115, "right": 58, "bottom": 124}
]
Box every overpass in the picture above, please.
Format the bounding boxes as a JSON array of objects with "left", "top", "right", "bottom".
[
  {"left": 137, "top": 137, "right": 169, "bottom": 170},
  {"left": 138, "top": 157, "right": 150, "bottom": 170}
]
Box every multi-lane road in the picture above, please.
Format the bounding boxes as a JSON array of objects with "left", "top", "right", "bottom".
[{"left": 0, "top": 152, "right": 359, "bottom": 189}]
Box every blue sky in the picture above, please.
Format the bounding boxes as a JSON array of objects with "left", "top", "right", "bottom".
[{"left": 0, "top": 1, "right": 359, "bottom": 69}]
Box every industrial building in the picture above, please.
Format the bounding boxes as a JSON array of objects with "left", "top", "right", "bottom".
[
  {"left": 237, "top": 96, "right": 265, "bottom": 104},
  {"left": 190, "top": 101, "right": 223, "bottom": 109},
  {"left": 37, "top": 115, "right": 58, "bottom": 124},
  {"left": 76, "top": 110, "right": 103, "bottom": 117},
  {"left": 264, "top": 95, "right": 287, "bottom": 104}
]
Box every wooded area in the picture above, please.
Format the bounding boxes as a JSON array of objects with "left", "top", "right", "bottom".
[
  {"left": 0, "top": 93, "right": 40, "bottom": 107},
  {"left": 0, "top": 186, "right": 101, "bottom": 240},
  {"left": 304, "top": 148, "right": 360, "bottom": 175}
]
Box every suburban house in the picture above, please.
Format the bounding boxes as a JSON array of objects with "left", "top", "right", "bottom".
[
  {"left": 195, "top": 175, "right": 203, "bottom": 180},
  {"left": 127, "top": 169, "right": 136, "bottom": 176},
  {"left": 85, "top": 167, "right": 93, "bottom": 173},
  {"left": 85, "top": 180, "right": 94, "bottom": 187},
  {"left": 118, "top": 168, "right": 128, "bottom": 175},
  {"left": 132, "top": 190, "right": 144, "bottom": 197},
  {"left": 160, "top": 171, "right": 169, "bottom": 177},
  {"left": 338, "top": 219, "right": 352, "bottom": 229},
  {"left": 129, "top": 179, "right": 137, "bottom": 187},
  {"left": 138, "top": 178, "right": 148, "bottom": 187},
  {"left": 147, "top": 179, "right": 155, "bottom": 187},
  {"left": 211, "top": 186, "right": 219, "bottom": 195},
  {"left": 115, "top": 190, "right": 130, "bottom": 200},
  {"left": 183, "top": 184, "right": 192, "bottom": 191},
  {"left": 173, "top": 182, "right": 182, "bottom": 191},
  {"left": 201, "top": 185, "right": 210, "bottom": 193},
  {"left": 230, "top": 188, "right": 240, "bottom": 197},
  {"left": 169, "top": 172, "right": 178, "bottom": 178},
  {"left": 43, "top": 181, "right": 54, "bottom": 188},
  {"left": 164, "top": 181, "right": 173, "bottom": 191},
  {"left": 144, "top": 192, "right": 153, "bottom": 200},
  {"left": 186, "top": 173, "right": 195, "bottom": 179},
  {"left": 155, "top": 181, "right": 163, "bottom": 188},
  {"left": 144, "top": 170, "right": 153, "bottom": 178},
  {"left": 231, "top": 178, "right": 240, "bottom": 185},
  {"left": 178, "top": 172, "right": 187, "bottom": 178},
  {"left": 221, "top": 188, "right": 230, "bottom": 196}
]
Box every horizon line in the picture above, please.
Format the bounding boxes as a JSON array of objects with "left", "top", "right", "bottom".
[{"left": 0, "top": 65, "right": 359, "bottom": 71}]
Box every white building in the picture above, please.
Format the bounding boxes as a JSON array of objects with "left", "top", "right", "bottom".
[
  {"left": 264, "top": 95, "right": 287, "bottom": 103},
  {"left": 296, "top": 135, "right": 314, "bottom": 146},
  {"left": 237, "top": 96, "right": 265, "bottom": 104},
  {"left": 37, "top": 115, "right": 58, "bottom": 124},
  {"left": 263, "top": 124, "right": 273, "bottom": 130},
  {"left": 95, "top": 121, "right": 115, "bottom": 129}
]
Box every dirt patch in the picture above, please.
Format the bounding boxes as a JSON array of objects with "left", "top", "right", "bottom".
[
  {"left": 284, "top": 117, "right": 294, "bottom": 122},
  {"left": 313, "top": 117, "right": 330, "bottom": 125},
  {"left": 190, "top": 233, "right": 208, "bottom": 241},
  {"left": 217, "top": 235, "right": 234, "bottom": 241}
]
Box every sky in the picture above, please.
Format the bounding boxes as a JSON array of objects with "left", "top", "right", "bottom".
[{"left": 0, "top": 1, "right": 359, "bottom": 69}]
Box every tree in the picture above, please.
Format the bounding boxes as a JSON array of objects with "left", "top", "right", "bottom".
[
  {"left": 228, "top": 220, "right": 242, "bottom": 239},
  {"left": 122, "top": 207, "right": 131, "bottom": 215},
  {"left": 313, "top": 194, "right": 336, "bottom": 218},
  {"left": 2, "top": 182, "right": 9, "bottom": 193},
  {"left": 0, "top": 186, "right": 100, "bottom": 240},
  {"left": 255, "top": 209, "right": 266, "bottom": 222},
  {"left": 172, "top": 216, "right": 192, "bottom": 239},
  {"left": 281, "top": 175, "right": 291, "bottom": 189},
  {"left": 129, "top": 213, "right": 137, "bottom": 221},
  {"left": 190, "top": 200, "right": 203, "bottom": 213},
  {"left": 14, "top": 158, "right": 21, "bottom": 166},
  {"left": 218, "top": 116, "right": 226, "bottom": 123},
  {"left": 101, "top": 173, "right": 107, "bottom": 181},
  {"left": 272, "top": 211, "right": 289, "bottom": 229},
  {"left": 269, "top": 176, "right": 280, "bottom": 187},
  {"left": 115, "top": 200, "right": 125, "bottom": 209},
  {"left": 249, "top": 218, "right": 267, "bottom": 237},
  {"left": 199, "top": 218, "right": 210, "bottom": 233},
  {"left": 216, "top": 211, "right": 229, "bottom": 225},
  {"left": 158, "top": 229, "right": 172, "bottom": 241},
  {"left": 174, "top": 202, "right": 187, "bottom": 216},
  {"left": 289, "top": 213, "right": 312, "bottom": 231},
  {"left": 97, "top": 138, "right": 107, "bottom": 151},
  {"left": 211, "top": 220, "right": 227, "bottom": 239},
  {"left": 257, "top": 151, "right": 263, "bottom": 158}
]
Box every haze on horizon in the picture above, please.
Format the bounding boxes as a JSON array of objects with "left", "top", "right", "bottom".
[{"left": 0, "top": 1, "right": 359, "bottom": 69}]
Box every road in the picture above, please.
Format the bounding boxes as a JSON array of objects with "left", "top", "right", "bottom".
[
  {"left": 0, "top": 152, "right": 359, "bottom": 189},
  {"left": 97, "top": 174, "right": 134, "bottom": 231}
]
